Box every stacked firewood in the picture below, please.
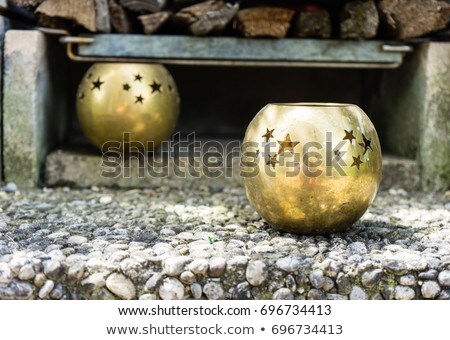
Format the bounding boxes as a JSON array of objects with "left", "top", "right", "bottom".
[{"left": 5, "top": 0, "right": 450, "bottom": 40}]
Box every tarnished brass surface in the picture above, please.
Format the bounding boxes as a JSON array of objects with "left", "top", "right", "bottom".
[
  {"left": 76, "top": 63, "right": 180, "bottom": 151},
  {"left": 241, "top": 103, "right": 382, "bottom": 234}
]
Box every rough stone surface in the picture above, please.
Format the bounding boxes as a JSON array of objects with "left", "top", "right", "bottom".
[
  {"left": 309, "top": 270, "right": 325, "bottom": 289},
  {"left": 0, "top": 16, "right": 9, "bottom": 178},
  {"left": 159, "top": 278, "right": 185, "bottom": 300},
  {"left": 399, "top": 274, "right": 416, "bottom": 286},
  {"left": 438, "top": 271, "right": 450, "bottom": 287},
  {"left": 0, "top": 280, "right": 34, "bottom": 300},
  {"left": 145, "top": 273, "right": 162, "bottom": 292},
  {"left": 0, "top": 263, "right": 12, "bottom": 284},
  {"left": 0, "top": 184, "right": 448, "bottom": 300},
  {"left": 361, "top": 269, "right": 383, "bottom": 287},
  {"left": 395, "top": 286, "right": 416, "bottom": 300},
  {"left": 18, "top": 264, "right": 35, "bottom": 281},
  {"left": 139, "top": 293, "right": 157, "bottom": 300},
  {"left": 276, "top": 257, "right": 301, "bottom": 273},
  {"left": 379, "top": 0, "right": 450, "bottom": 40},
  {"left": 375, "top": 42, "right": 450, "bottom": 191},
  {"left": 163, "top": 256, "right": 190, "bottom": 277},
  {"left": 188, "top": 259, "right": 209, "bottom": 275},
  {"left": 340, "top": 0, "right": 379, "bottom": 39},
  {"left": 106, "top": 273, "right": 136, "bottom": 300},
  {"left": 43, "top": 260, "right": 63, "bottom": 281},
  {"left": 273, "top": 288, "right": 294, "bottom": 300},
  {"left": 421, "top": 281, "right": 441, "bottom": 299},
  {"left": 246, "top": 261, "right": 267, "bottom": 286},
  {"left": 180, "top": 271, "right": 196, "bottom": 285},
  {"left": 38, "top": 280, "right": 54, "bottom": 299},
  {"left": 3, "top": 30, "right": 67, "bottom": 187},
  {"left": 203, "top": 281, "right": 224, "bottom": 300},
  {"left": 190, "top": 283, "right": 203, "bottom": 299},
  {"left": 209, "top": 257, "right": 227, "bottom": 277},
  {"left": 350, "top": 286, "right": 368, "bottom": 300}
]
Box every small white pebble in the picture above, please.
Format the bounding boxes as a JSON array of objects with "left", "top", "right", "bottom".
[{"left": 99, "top": 196, "right": 113, "bottom": 205}]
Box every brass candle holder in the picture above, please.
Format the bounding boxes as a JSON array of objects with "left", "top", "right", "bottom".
[
  {"left": 241, "top": 103, "right": 382, "bottom": 234},
  {"left": 76, "top": 63, "right": 180, "bottom": 151}
]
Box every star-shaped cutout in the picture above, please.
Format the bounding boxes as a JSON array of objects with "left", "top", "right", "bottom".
[
  {"left": 135, "top": 95, "right": 144, "bottom": 104},
  {"left": 150, "top": 81, "right": 162, "bottom": 93},
  {"left": 168, "top": 84, "right": 173, "bottom": 92},
  {"left": 351, "top": 155, "right": 363, "bottom": 170},
  {"left": 261, "top": 128, "right": 275, "bottom": 142},
  {"left": 334, "top": 149, "right": 343, "bottom": 160},
  {"left": 266, "top": 154, "right": 279, "bottom": 169},
  {"left": 123, "top": 83, "right": 131, "bottom": 91},
  {"left": 359, "top": 134, "right": 373, "bottom": 155},
  {"left": 343, "top": 130, "right": 356, "bottom": 143},
  {"left": 79, "top": 92, "right": 85, "bottom": 100},
  {"left": 277, "top": 134, "right": 299, "bottom": 154},
  {"left": 91, "top": 77, "right": 104, "bottom": 91},
  {"left": 134, "top": 74, "right": 143, "bottom": 82}
]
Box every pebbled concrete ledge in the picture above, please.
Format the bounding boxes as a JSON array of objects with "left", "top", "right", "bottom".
[{"left": 0, "top": 178, "right": 448, "bottom": 300}]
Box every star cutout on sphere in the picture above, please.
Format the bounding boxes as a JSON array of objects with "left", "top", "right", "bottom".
[
  {"left": 277, "top": 133, "right": 299, "bottom": 154},
  {"left": 79, "top": 92, "right": 85, "bottom": 100},
  {"left": 150, "top": 81, "right": 162, "bottom": 93},
  {"left": 123, "top": 83, "right": 131, "bottom": 91},
  {"left": 266, "top": 154, "right": 279, "bottom": 169},
  {"left": 168, "top": 84, "right": 173, "bottom": 92},
  {"left": 334, "top": 149, "right": 343, "bottom": 159},
  {"left": 359, "top": 133, "right": 373, "bottom": 155},
  {"left": 351, "top": 155, "right": 363, "bottom": 170},
  {"left": 343, "top": 130, "right": 356, "bottom": 143},
  {"left": 134, "top": 74, "right": 143, "bottom": 82},
  {"left": 91, "top": 77, "right": 104, "bottom": 91},
  {"left": 261, "top": 128, "right": 275, "bottom": 142},
  {"left": 135, "top": 95, "right": 144, "bottom": 104}
]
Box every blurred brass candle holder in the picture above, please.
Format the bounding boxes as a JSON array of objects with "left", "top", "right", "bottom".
[
  {"left": 241, "top": 103, "right": 382, "bottom": 234},
  {"left": 77, "top": 63, "right": 180, "bottom": 151}
]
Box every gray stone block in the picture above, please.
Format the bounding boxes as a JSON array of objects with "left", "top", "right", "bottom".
[
  {"left": 375, "top": 42, "right": 450, "bottom": 191},
  {"left": 419, "top": 43, "right": 450, "bottom": 191},
  {"left": 0, "top": 17, "right": 10, "bottom": 182},
  {"left": 3, "top": 30, "right": 68, "bottom": 187}
]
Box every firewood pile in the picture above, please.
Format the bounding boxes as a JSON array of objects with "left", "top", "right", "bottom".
[{"left": 5, "top": 0, "right": 450, "bottom": 40}]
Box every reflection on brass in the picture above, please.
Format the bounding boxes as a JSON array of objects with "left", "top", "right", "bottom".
[
  {"left": 241, "top": 103, "right": 382, "bottom": 235},
  {"left": 76, "top": 63, "right": 180, "bottom": 151}
]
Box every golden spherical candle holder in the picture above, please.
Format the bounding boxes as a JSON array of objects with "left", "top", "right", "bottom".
[
  {"left": 76, "top": 63, "right": 180, "bottom": 151},
  {"left": 241, "top": 103, "right": 382, "bottom": 234}
]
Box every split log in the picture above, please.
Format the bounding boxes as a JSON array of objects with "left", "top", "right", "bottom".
[
  {"left": 7, "top": 0, "right": 43, "bottom": 10},
  {"left": 293, "top": 6, "right": 332, "bottom": 38},
  {"left": 379, "top": 0, "right": 450, "bottom": 40},
  {"left": 36, "top": 13, "right": 75, "bottom": 30},
  {"left": 36, "top": 0, "right": 111, "bottom": 32},
  {"left": 109, "top": 0, "right": 134, "bottom": 33},
  {"left": 170, "top": 0, "right": 204, "bottom": 11},
  {"left": 340, "top": 0, "right": 379, "bottom": 39},
  {"left": 138, "top": 11, "right": 171, "bottom": 34},
  {"left": 119, "top": 0, "right": 166, "bottom": 13},
  {"left": 233, "top": 7, "right": 295, "bottom": 38},
  {"left": 2, "top": 0, "right": 38, "bottom": 24},
  {"left": 173, "top": 0, "right": 239, "bottom": 36}
]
